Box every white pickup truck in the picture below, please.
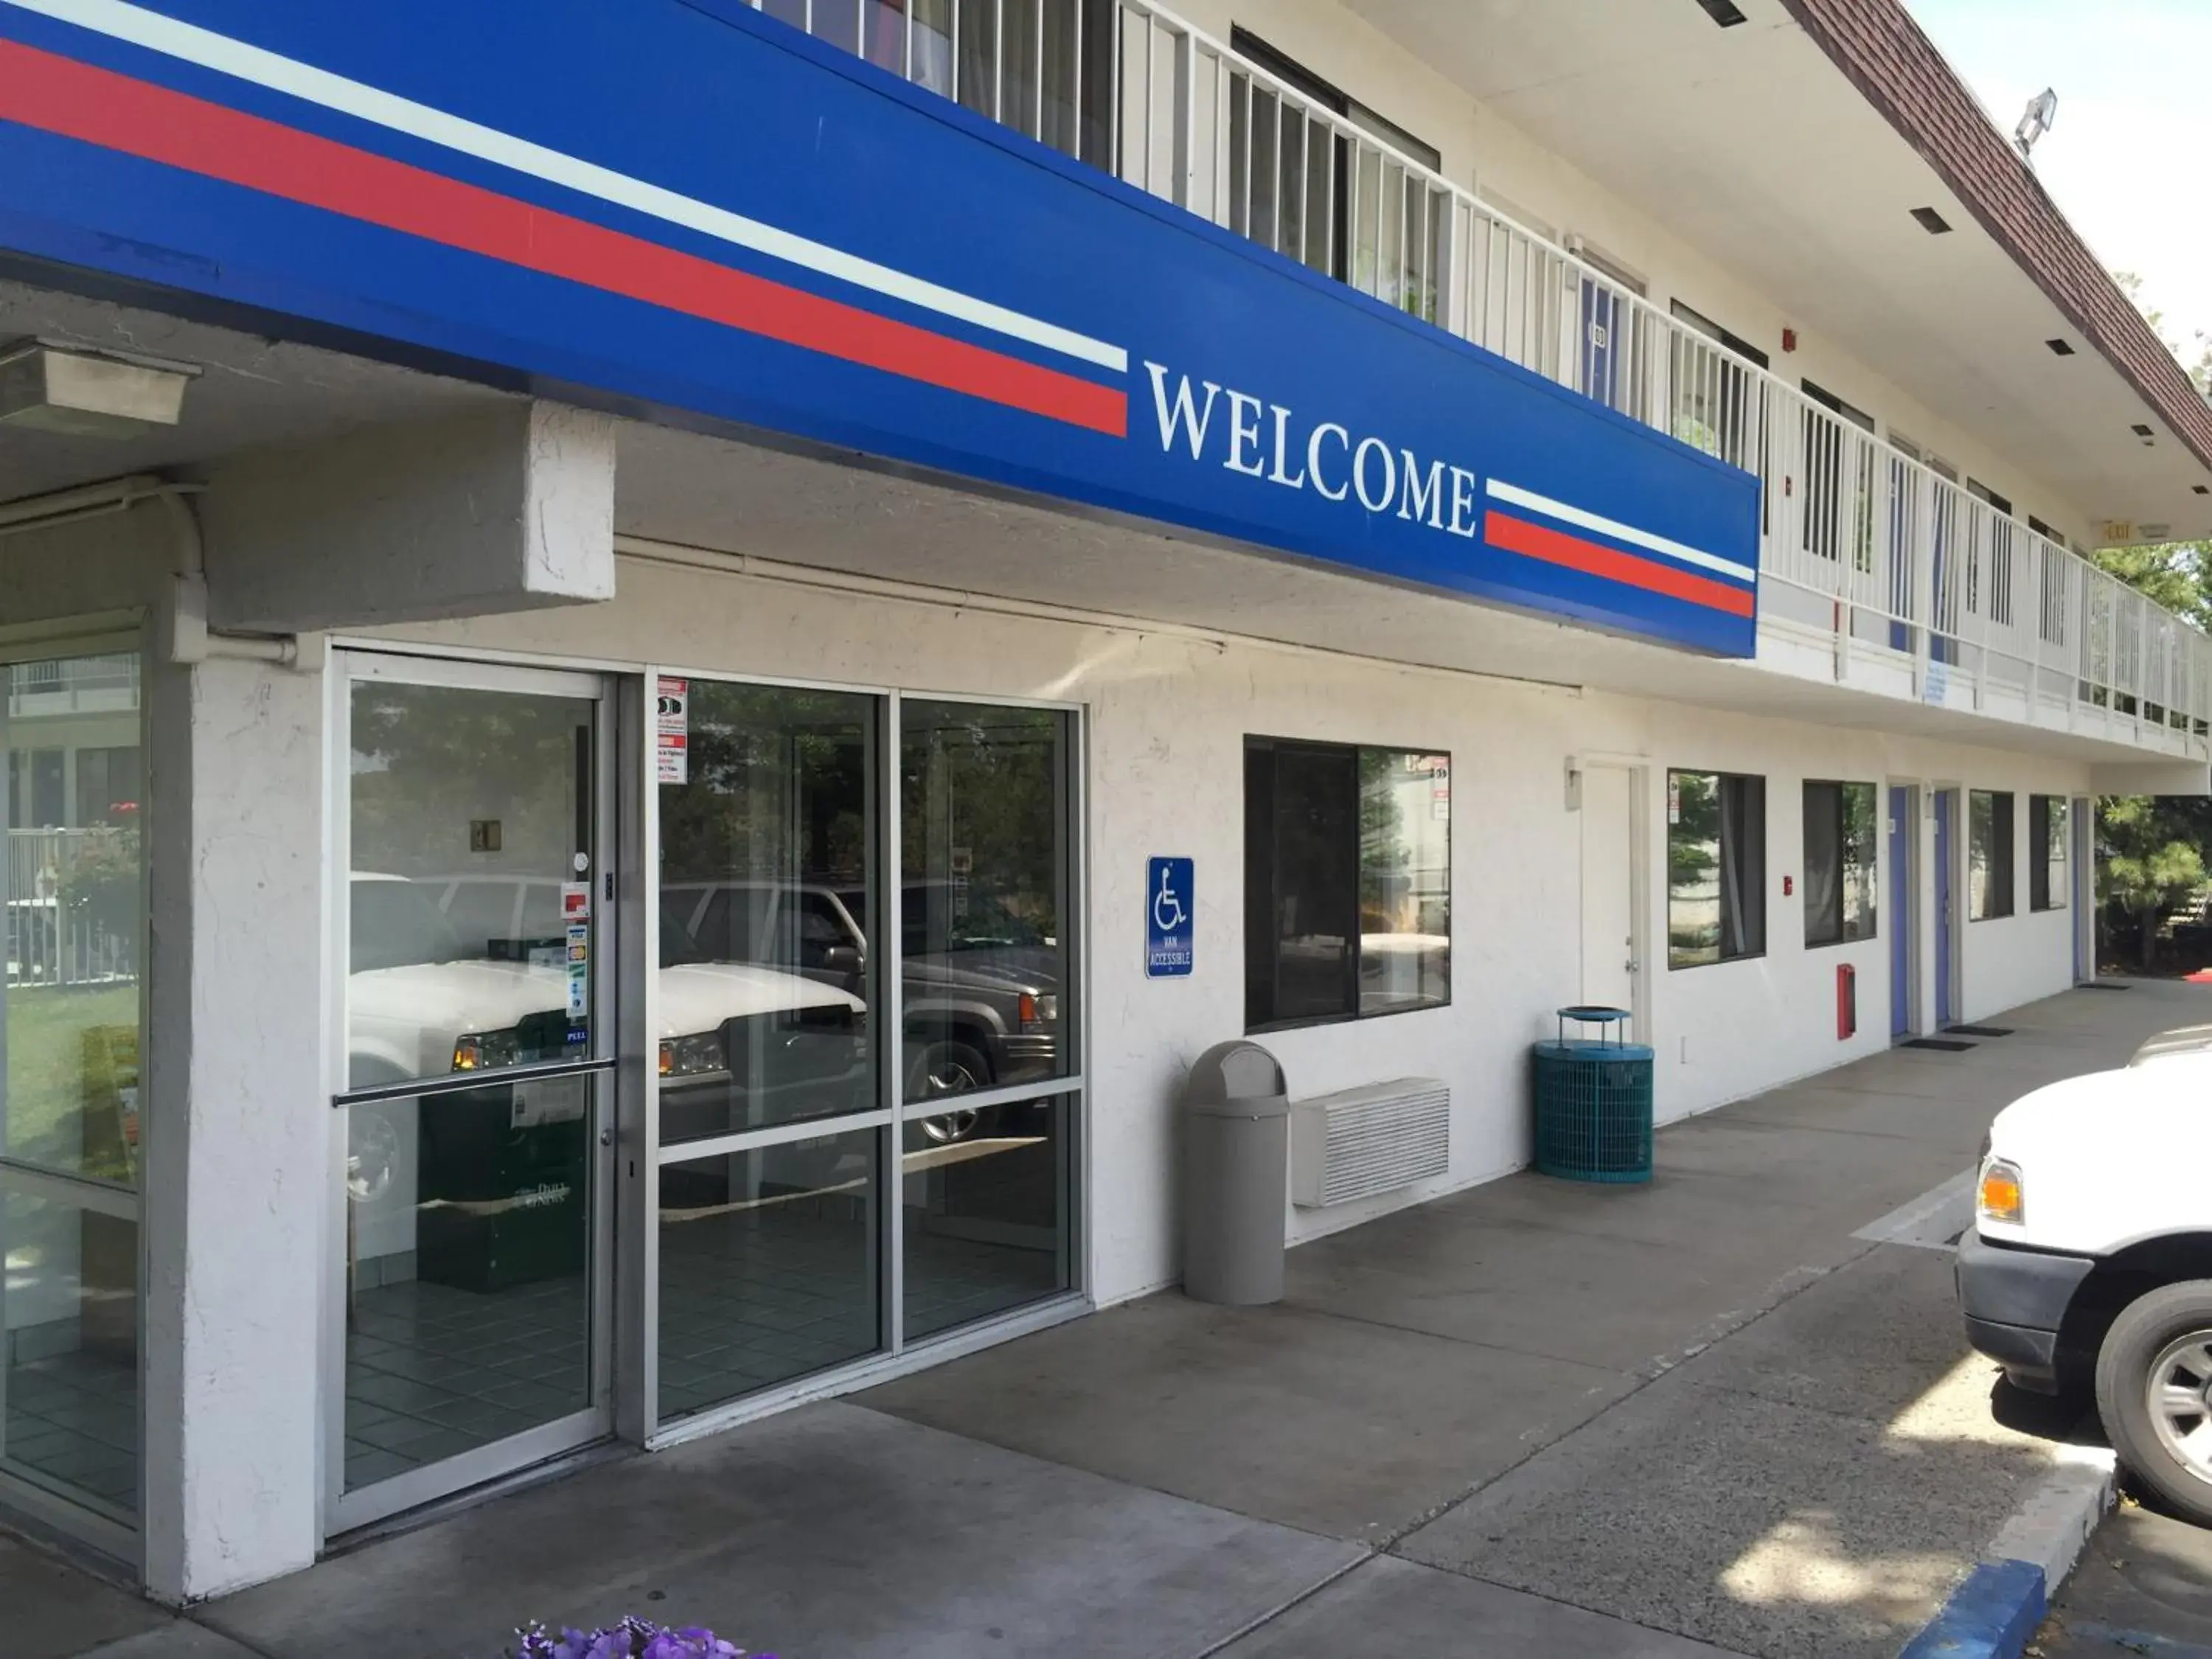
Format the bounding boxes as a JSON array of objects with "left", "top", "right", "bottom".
[{"left": 1958, "top": 1024, "right": 2212, "bottom": 1524}]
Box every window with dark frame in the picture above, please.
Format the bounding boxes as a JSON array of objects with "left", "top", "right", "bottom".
[
  {"left": 1245, "top": 737, "right": 1451, "bottom": 1029},
  {"left": 2030, "top": 796, "right": 2069, "bottom": 912},
  {"left": 1800, "top": 381, "right": 1877, "bottom": 568},
  {"left": 1225, "top": 29, "right": 1450, "bottom": 324},
  {"left": 1803, "top": 780, "right": 1879, "bottom": 947},
  {"left": 1969, "top": 790, "right": 2016, "bottom": 919},
  {"left": 1667, "top": 770, "right": 1766, "bottom": 967},
  {"left": 1669, "top": 303, "right": 1770, "bottom": 504},
  {"left": 1966, "top": 481, "right": 2018, "bottom": 627}
]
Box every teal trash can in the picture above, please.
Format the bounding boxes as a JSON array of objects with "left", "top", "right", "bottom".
[{"left": 1533, "top": 1006, "right": 1653, "bottom": 1183}]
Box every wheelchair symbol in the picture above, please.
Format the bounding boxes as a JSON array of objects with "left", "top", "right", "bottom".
[{"left": 1153, "top": 863, "right": 1188, "bottom": 934}]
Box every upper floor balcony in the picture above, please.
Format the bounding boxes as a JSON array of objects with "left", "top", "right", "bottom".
[
  {"left": 738, "top": 0, "right": 2212, "bottom": 762},
  {"left": 0, "top": 0, "right": 2202, "bottom": 768}
]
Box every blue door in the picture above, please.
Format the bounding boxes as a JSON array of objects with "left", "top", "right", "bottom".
[
  {"left": 1580, "top": 279, "right": 1622, "bottom": 412},
  {"left": 1934, "top": 790, "right": 1956, "bottom": 1027},
  {"left": 1889, "top": 786, "right": 1911, "bottom": 1036}
]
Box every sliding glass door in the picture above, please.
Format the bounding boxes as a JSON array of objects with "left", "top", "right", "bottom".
[
  {"left": 654, "top": 682, "right": 881, "bottom": 1418},
  {"left": 650, "top": 684, "right": 1079, "bottom": 1435},
  {"left": 897, "top": 700, "right": 1074, "bottom": 1341}
]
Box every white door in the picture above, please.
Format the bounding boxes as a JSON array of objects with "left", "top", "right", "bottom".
[{"left": 1580, "top": 767, "right": 1638, "bottom": 1021}]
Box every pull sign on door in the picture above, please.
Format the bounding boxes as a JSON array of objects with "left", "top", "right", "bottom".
[{"left": 1147, "top": 857, "right": 1194, "bottom": 978}]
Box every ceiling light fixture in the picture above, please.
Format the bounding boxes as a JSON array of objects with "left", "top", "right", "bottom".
[
  {"left": 2194, "top": 485, "right": 2209, "bottom": 496},
  {"left": 0, "top": 338, "right": 201, "bottom": 439},
  {"left": 1910, "top": 206, "right": 1953, "bottom": 235},
  {"left": 1691, "top": 0, "right": 1748, "bottom": 24},
  {"left": 2132, "top": 423, "right": 2156, "bottom": 446},
  {"left": 2045, "top": 338, "right": 2075, "bottom": 356}
]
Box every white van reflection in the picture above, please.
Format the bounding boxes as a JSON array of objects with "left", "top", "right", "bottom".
[{"left": 344, "top": 874, "right": 866, "bottom": 1268}]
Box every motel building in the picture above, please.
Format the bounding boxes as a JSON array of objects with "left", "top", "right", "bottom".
[{"left": 0, "top": 0, "right": 2208, "bottom": 1604}]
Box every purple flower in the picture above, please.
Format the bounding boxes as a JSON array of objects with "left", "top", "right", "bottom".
[{"left": 506, "top": 1619, "right": 751, "bottom": 1659}]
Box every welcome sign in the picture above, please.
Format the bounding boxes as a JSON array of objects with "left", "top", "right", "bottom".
[{"left": 0, "top": 0, "right": 1761, "bottom": 655}]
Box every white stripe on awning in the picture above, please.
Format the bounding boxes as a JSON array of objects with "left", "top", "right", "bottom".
[
  {"left": 4, "top": 0, "right": 1130, "bottom": 375},
  {"left": 1486, "top": 477, "right": 1756, "bottom": 584}
]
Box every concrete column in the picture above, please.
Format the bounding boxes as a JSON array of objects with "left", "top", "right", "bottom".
[
  {"left": 200, "top": 400, "right": 616, "bottom": 634},
  {"left": 142, "top": 654, "right": 327, "bottom": 1603}
]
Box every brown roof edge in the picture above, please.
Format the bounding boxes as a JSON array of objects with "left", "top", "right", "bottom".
[{"left": 1778, "top": 0, "right": 2212, "bottom": 478}]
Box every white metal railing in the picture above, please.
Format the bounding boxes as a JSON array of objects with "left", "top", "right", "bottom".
[
  {"left": 757, "top": 0, "right": 2212, "bottom": 751},
  {"left": 6, "top": 653, "right": 138, "bottom": 716},
  {"left": 6, "top": 828, "right": 136, "bottom": 988}
]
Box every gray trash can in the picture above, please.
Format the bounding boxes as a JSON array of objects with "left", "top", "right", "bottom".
[{"left": 1182, "top": 1040, "right": 1290, "bottom": 1306}]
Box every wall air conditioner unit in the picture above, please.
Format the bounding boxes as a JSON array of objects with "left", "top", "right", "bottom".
[{"left": 1291, "top": 1077, "right": 1450, "bottom": 1207}]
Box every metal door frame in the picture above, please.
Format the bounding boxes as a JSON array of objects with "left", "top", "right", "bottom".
[
  {"left": 1885, "top": 781, "right": 1919, "bottom": 1040},
  {"left": 634, "top": 675, "right": 1091, "bottom": 1453},
  {"left": 1933, "top": 785, "right": 1961, "bottom": 1028},
  {"left": 2072, "top": 794, "right": 2095, "bottom": 982},
  {"left": 320, "top": 650, "right": 620, "bottom": 1539}
]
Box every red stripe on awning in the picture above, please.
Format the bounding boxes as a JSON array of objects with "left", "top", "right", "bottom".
[
  {"left": 1484, "top": 509, "right": 1756, "bottom": 618},
  {"left": 0, "top": 38, "right": 1127, "bottom": 437}
]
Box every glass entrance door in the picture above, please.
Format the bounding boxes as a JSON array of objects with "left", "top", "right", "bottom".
[
  {"left": 0, "top": 642, "right": 145, "bottom": 1557},
  {"left": 648, "top": 685, "right": 1079, "bottom": 1435},
  {"left": 330, "top": 655, "right": 614, "bottom": 1532}
]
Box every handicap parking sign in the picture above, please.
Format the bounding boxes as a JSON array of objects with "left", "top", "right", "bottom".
[{"left": 1146, "top": 857, "right": 1194, "bottom": 978}]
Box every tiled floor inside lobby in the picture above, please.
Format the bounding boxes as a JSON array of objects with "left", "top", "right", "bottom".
[
  {"left": 345, "top": 1163, "right": 1061, "bottom": 1487},
  {"left": 344, "top": 1276, "right": 591, "bottom": 1491},
  {"left": 3, "top": 1343, "right": 136, "bottom": 1514}
]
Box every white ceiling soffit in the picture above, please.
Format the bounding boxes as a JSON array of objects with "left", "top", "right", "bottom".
[
  {"left": 1335, "top": 0, "right": 2212, "bottom": 538},
  {"left": 0, "top": 281, "right": 515, "bottom": 506},
  {"left": 611, "top": 421, "right": 2180, "bottom": 765}
]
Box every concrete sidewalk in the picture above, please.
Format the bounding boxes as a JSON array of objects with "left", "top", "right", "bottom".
[{"left": 39, "top": 979, "right": 2205, "bottom": 1659}]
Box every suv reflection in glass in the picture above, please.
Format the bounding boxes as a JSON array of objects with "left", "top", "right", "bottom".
[
  {"left": 660, "top": 879, "right": 1061, "bottom": 1139},
  {"left": 346, "top": 873, "right": 870, "bottom": 1151}
]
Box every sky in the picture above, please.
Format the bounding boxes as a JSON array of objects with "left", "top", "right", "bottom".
[{"left": 1904, "top": 0, "right": 2212, "bottom": 366}]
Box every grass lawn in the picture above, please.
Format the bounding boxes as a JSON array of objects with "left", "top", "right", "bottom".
[{"left": 5, "top": 982, "right": 138, "bottom": 1180}]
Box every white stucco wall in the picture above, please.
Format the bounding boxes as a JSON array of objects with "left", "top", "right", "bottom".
[
  {"left": 380, "top": 549, "right": 2090, "bottom": 1304},
  {"left": 1959, "top": 795, "right": 2080, "bottom": 1024}
]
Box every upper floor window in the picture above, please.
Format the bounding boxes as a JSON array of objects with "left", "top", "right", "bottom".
[
  {"left": 771, "top": 0, "right": 1117, "bottom": 166},
  {"left": 1225, "top": 29, "right": 1448, "bottom": 323},
  {"left": 1799, "top": 380, "right": 1877, "bottom": 568},
  {"left": 1966, "top": 480, "right": 2018, "bottom": 627},
  {"left": 1801, "top": 380, "right": 1874, "bottom": 433},
  {"left": 1669, "top": 303, "right": 1767, "bottom": 473}
]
